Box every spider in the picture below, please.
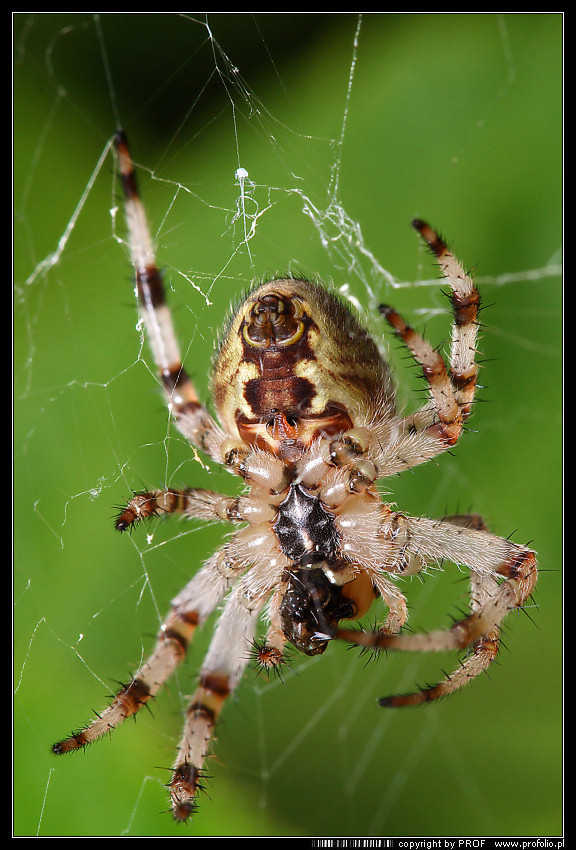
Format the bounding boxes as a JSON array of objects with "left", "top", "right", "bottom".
[{"left": 52, "top": 130, "right": 538, "bottom": 822}]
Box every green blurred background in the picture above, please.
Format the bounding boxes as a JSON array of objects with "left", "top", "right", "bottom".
[{"left": 14, "top": 13, "right": 562, "bottom": 838}]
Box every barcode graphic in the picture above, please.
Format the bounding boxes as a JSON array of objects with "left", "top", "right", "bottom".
[{"left": 311, "top": 841, "right": 393, "bottom": 848}]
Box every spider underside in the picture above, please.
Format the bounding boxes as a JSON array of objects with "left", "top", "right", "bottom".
[{"left": 52, "top": 130, "right": 538, "bottom": 822}]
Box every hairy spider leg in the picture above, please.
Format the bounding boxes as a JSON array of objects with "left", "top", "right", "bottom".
[
  {"left": 114, "top": 130, "right": 224, "bottom": 461},
  {"left": 52, "top": 549, "right": 235, "bottom": 754},
  {"left": 114, "top": 487, "right": 244, "bottom": 532},
  {"left": 168, "top": 582, "right": 265, "bottom": 821},
  {"left": 337, "top": 513, "right": 537, "bottom": 706},
  {"left": 378, "top": 219, "right": 480, "bottom": 455},
  {"left": 53, "top": 134, "right": 245, "bottom": 765}
]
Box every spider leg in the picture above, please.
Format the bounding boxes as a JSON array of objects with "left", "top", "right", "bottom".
[
  {"left": 248, "top": 582, "right": 290, "bottom": 675},
  {"left": 337, "top": 513, "right": 537, "bottom": 706},
  {"left": 414, "top": 220, "right": 480, "bottom": 418},
  {"left": 377, "top": 219, "right": 480, "bottom": 471},
  {"left": 379, "top": 303, "right": 463, "bottom": 446},
  {"left": 114, "top": 487, "right": 246, "bottom": 532},
  {"left": 380, "top": 515, "right": 502, "bottom": 705},
  {"left": 115, "top": 131, "right": 224, "bottom": 461},
  {"left": 168, "top": 581, "right": 268, "bottom": 821},
  {"left": 52, "top": 547, "right": 235, "bottom": 755}
]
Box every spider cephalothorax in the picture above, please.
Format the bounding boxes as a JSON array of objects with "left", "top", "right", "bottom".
[{"left": 53, "top": 131, "right": 538, "bottom": 822}]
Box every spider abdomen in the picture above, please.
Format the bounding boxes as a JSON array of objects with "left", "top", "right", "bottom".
[{"left": 212, "top": 277, "right": 395, "bottom": 457}]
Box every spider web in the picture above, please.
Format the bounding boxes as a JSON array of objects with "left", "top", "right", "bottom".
[{"left": 14, "top": 13, "right": 563, "bottom": 839}]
